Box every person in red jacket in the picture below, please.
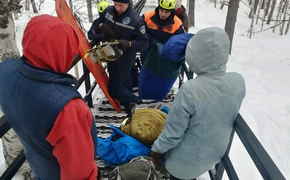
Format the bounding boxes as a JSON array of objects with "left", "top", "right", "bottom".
[{"left": 0, "top": 15, "right": 101, "bottom": 180}]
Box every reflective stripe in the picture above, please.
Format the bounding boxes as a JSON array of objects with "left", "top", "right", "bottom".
[{"left": 105, "top": 12, "right": 135, "bottom": 30}]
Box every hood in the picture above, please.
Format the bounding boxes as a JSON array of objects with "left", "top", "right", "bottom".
[
  {"left": 22, "top": 14, "right": 79, "bottom": 73},
  {"left": 185, "top": 27, "right": 230, "bottom": 76}
]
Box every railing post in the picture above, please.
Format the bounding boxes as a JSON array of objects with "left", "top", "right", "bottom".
[
  {"left": 82, "top": 61, "right": 93, "bottom": 107},
  {"left": 234, "top": 114, "right": 286, "bottom": 180}
]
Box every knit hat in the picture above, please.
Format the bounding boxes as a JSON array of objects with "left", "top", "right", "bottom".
[
  {"left": 113, "top": 0, "right": 130, "bottom": 3},
  {"left": 121, "top": 108, "right": 167, "bottom": 145}
]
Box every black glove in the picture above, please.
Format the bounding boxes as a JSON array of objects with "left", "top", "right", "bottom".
[
  {"left": 117, "top": 39, "right": 130, "bottom": 50},
  {"left": 99, "top": 23, "right": 115, "bottom": 41},
  {"left": 151, "top": 151, "right": 164, "bottom": 171}
]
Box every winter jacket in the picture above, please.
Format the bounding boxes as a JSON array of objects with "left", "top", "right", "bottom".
[
  {"left": 97, "top": 124, "right": 151, "bottom": 165},
  {"left": 0, "top": 15, "right": 99, "bottom": 180},
  {"left": 176, "top": 5, "right": 189, "bottom": 32},
  {"left": 138, "top": 33, "right": 193, "bottom": 100},
  {"left": 151, "top": 27, "right": 246, "bottom": 179},
  {"left": 88, "top": 5, "right": 149, "bottom": 69},
  {"left": 142, "top": 8, "right": 185, "bottom": 44}
]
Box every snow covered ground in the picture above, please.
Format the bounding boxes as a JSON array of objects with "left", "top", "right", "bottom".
[{"left": 1, "top": 0, "right": 290, "bottom": 179}]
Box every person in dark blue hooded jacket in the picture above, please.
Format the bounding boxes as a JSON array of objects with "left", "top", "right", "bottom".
[
  {"left": 0, "top": 15, "right": 101, "bottom": 180},
  {"left": 88, "top": 0, "right": 149, "bottom": 110}
]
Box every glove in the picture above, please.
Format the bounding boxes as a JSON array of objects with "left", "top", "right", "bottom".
[
  {"left": 99, "top": 23, "right": 116, "bottom": 41},
  {"left": 117, "top": 39, "right": 130, "bottom": 50},
  {"left": 151, "top": 151, "right": 164, "bottom": 171}
]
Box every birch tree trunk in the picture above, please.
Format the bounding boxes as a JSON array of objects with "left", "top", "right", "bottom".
[
  {"left": 264, "top": 0, "right": 271, "bottom": 16},
  {"left": 266, "top": 0, "right": 276, "bottom": 24},
  {"left": 25, "top": 0, "right": 30, "bottom": 11},
  {"left": 30, "top": 0, "right": 38, "bottom": 13},
  {"left": 280, "top": 0, "right": 289, "bottom": 35},
  {"left": 220, "top": 0, "right": 226, "bottom": 9},
  {"left": 248, "top": 0, "right": 256, "bottom": 38},
  {"left": 261, "top": 0, "right": 270, "bottom": 30},
  {"left": 224, "top": 0, "right": 240, "bottom": 54},
  {"left": 272, "top": 0, "right": 283, "bottom": 32},
  {"left": 87, "top": 0, "right": 93, "bottom": 23},
  {"left": 261, "top": 0, "right": 265, "bottom": 9},
  {"left": 0, "top": 3, "right": 19, "bottom": 62},
  {"left": 256, "top": 0, "right": 263, "bottom": 24},
  {"left": 284, "top": 16, "right": 290, "bottom": 34},
  {"left": 188, "top": 0, "right": 195, "bottom": 27},
  {"left": 249, "top": 0, "right": 259, "bottom": 18}
]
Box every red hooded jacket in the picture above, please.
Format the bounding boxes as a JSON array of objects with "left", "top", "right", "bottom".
[{"left": 22, "top": 14, "right": 99, "bottom": 180}]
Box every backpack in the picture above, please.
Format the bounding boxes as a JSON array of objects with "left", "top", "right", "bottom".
[{"left": 108, "top": 156, "right": 158, "bottom": 180}]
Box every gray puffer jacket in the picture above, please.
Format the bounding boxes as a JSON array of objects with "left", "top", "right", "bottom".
[{"left": 152, "top": 27, "right": 246, "bottom": 179}]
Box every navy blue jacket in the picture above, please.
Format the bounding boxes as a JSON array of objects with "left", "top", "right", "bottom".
[
  {"left": 0, "top": 58, "right": 98, "bottom": 180},
  {"left": 88, "top": 6, "right": 149, "bottom": 69}
]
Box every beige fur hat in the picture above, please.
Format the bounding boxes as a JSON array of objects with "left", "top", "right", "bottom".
[{"left": 175, "top": 0, "right": 182, "bottom": 9}]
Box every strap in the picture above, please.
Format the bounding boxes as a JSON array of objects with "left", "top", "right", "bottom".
[{"left": 84, "top": 42, "right": 121, "bottom": 64}]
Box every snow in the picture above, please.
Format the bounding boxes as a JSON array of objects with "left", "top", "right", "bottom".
[{"left": 1, "top": 0, "right": 290, "bottom": 179}]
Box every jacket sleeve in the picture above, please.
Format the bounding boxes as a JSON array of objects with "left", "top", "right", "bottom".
[
  {"left": 179, "top": 6, "right": 189, "bottom": 32},
  {"left": 180, "top": 12, "right": 189, "bottom": 32},
  {"left": 131, "top": 19, "right": 149, "bottom": 52},
  {"left": 151, "top": 85, "right": 195, "bottom": 153},
  {"left": 87, "top": 10, "right": 107, "bottom": 40},
  {"left": 46, "top": 98, "right": 99, "bottom": 180}
]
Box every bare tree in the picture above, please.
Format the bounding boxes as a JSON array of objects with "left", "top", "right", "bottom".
[
  {"left": 224, "top": 0, "right": 240, "bottom": 54},
  {"left": 25, "top": 0, "right": 30, "bottom": 11},
  {"left": 266, "top": 0, "right": 276, "bottom": 24},
  {"left": 87, "top": 0, "right": 93, "bottom": 23},
  {"left": 0, "top": 0, "right": 20, "bottom": 62},
  {"left": 255, "top": 0, "right": 263, "bottom": 24},
  {"left": 264, "top": 0, "right": 271, "bottom": 16},
  {"left": 188, "top": 0, "right": 195, "bottom": 27},
  {"left": 248, "top": 0, "right": 259, "bottom": 18},
  {"left": 260, "top": 0, "right": 265, "bottom": 9},
  {"left": 220, "top": 0, "right": 227, "bottom": 9},
  {"left": 248, "top": 0, "right": 256, "bottom": 38},
  {"left": 280, "top": 0, "right": 289, "bottom": 35},
  {"left": 285, "top": 16, "right": 290, "bottom": 34},
  {"left": 272, "top": 0, "right": 284, "bottom": 32},
  {"left": 261, "top": 0, "right": 270, "bottom": 30},
  {"left": 30, "top": 0, "right": 38, "bottom": 13}
]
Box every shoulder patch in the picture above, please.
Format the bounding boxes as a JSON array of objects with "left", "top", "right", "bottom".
[
  {"left": 167, "top": 25, "right": 172, "bottom": 32},
  {"left": 139, "top": 25, "right": 146, "bottom": 34}
]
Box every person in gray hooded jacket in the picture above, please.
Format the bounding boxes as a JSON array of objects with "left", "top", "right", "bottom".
[{"left": 151, "top": 27, "right": 246, "bottom": 180}]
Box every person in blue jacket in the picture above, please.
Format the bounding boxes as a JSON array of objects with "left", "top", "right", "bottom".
[
  {"left": 151, "top": 27, "right": 246, "bottom": 180},
  {"left": 138, "top": 0, "right": 186, "bottom": 100},
  {"left": 88, "top": 0, "right": 148, "bottom": 110},
  {"left": 0, "top": 15, "right": 101, "bottom": 180}
]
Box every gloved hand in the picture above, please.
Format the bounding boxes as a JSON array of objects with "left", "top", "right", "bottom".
[
  {"left": 117, "top": 39, "right": 130, "bottom": 50},
  {"left": 99, "top": 23, "right": 116, "bottom": 41},
  {"left": 151, "top": 151, "right": 164, "bottom": 171}
]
